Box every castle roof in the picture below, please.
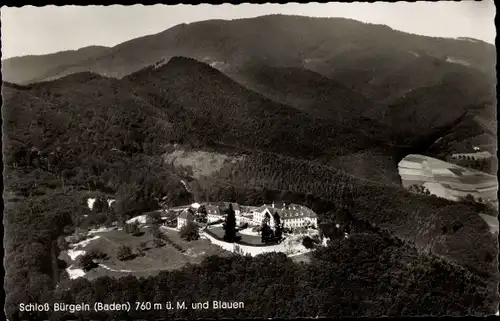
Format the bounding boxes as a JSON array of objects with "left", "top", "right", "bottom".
[
  {"left": 206, "top": 204, "right": 222, "bottom": 216},
  {"left": 280, "top": 204, "right": 317, "bottom": 219},
  {"left": 178, "top": 209, "right": 195, "bottom": 220},
  {"left": 256, "top": 203, "right": 317, "bottom": 220}
]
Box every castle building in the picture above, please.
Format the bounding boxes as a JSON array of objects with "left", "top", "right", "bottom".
[
  {"left": 190, "top": 201, "right": 318, "bottom": 230},
  {"left": 251, "top": 202, "right": 317, "bottom": 229}
]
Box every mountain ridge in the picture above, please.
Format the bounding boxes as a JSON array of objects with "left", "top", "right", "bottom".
[
  {"left": 1, "top": 46, "right": 110, "bottom": 84},
  {"left": 2, "top": 15, "right": 494, "bottom": 86}
]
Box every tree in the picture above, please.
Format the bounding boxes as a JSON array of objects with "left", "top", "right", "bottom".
[
  {"left": 149, "top": 225, "right": 163, "bottom": 239},
  {"left": 116, "top": 182, "right": 160, "bottom": 219},
  {"left": 223, "top": 204, "right": 237, "bottom": 242},
  {"left": 462, "top": 194, "right": 475, "bottom": 204},
  {"left": 125, "top": 221, "right": 141, "bottom": 236},
  {"left": 302, "top": 236, "right": 316, "bottom": 249},
  {"left": 146, "top": 211, "right": 162, "bottom": 226},
  {"left": 153, "top": 238, "right": 165, "bottom": 248},
  {"left": 135, "top": 246, "right": 146, "bottom": 257},
  {"left": 117, "top": 217, "right": 127, "bottom": 230},
  {"left": 261, "top": 212, "right": 274, "bottom": 243},
  {"left": 139, "top": 241, "right": 149, "bottom": 252},
  {"left": 180, "top": 220, "right": 200, "bottom": 242},
  {"left": 56, "top": 235, "right": 69, "bottom": 251},
  {"left": 87, "top": 248, "right": 107, "bottom": 260},
  {"left": 148, "top": 225, "right": 165, "bottom": 248},
  {"left": 117, "top": 245, "right": 133, "bottom": 261},
  {"left": 273, "top": 212, "right": 283, "bottom": 242},
  {"left": 79, "top": 254, "right": 98, "bottom": 271},
  {"left": 93, "top": 197, "right": 109, "bottom": 213},
  {"left": 196, "top": 205, "right": 208, "bottom": 224},
  {"left": 104, "top": 210, "right": 117, "bottom": 227}
]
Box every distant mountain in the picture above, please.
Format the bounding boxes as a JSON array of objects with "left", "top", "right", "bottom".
[
  {"left": 5, "top": 14, "right": 495, "bottom": 89},
  {"left": 1, "top": 46, "right": 110, "bottom": 84}
]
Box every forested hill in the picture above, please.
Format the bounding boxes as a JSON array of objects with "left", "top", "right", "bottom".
[{"left": 122, "top": 56, "right": 390, "bottom": 158}]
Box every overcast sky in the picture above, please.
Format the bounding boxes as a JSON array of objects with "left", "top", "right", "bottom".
[{"left": 1, "top": 2, "right": 496, "bottom": 59}]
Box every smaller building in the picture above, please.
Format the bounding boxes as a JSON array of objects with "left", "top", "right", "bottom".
[
  {"left": 451, "top": 151, "right": 492, "bottom": 160},
  {"left": 236, "top": 213, "right": 254, "bottom": 225},
  {"left": 206, "top": 204, "right": 224, "bottom": 223},
  {"left": 177, "top": 209, "right": 195, "bottom": 229}
]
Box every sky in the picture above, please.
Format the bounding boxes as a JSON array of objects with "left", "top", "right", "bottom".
[{"left": 1, "top": 1, "right": 496, "bottom": 59}]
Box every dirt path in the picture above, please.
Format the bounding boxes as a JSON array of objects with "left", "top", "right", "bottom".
[{"left": 97, "top": 263, "right": 171, "bottom": 273}]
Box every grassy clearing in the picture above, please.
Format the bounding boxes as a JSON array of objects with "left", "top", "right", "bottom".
[
  {"left": 163, "top": 148, "right": 244, "bottom": 178},
  {"left": 64, "top": 226, "right": 230, "bottom": 280}
]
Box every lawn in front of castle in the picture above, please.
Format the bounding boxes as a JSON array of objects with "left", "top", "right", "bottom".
[{"left": 63, "top": 226, "right": 230, "bottom": 280}]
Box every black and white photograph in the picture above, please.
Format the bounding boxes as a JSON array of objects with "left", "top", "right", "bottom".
[{"left": 2, "top": 2, "right": 498, "bottom": 319}]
